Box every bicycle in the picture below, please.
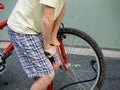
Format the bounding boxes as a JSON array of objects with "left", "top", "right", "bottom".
[{"left": 0, "top": 3, "right": 106, "bottom": 90}]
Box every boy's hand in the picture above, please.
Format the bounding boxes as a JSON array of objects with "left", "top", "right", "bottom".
[{"left": 44, "top": 45, "right": 57, "bottom": 58}]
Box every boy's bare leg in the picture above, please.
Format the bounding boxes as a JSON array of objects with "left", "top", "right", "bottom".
[
  {"left": 31, "top": 73, "right": 54, "bottom": 90},
  {"left": 51, "top": 4, "right": 66, "bottom": 46},
  {"left": 32, "top": 63, "right": 61, "bottom": 90},
  {"left": 53, "top": 61, "right": 62, "bottom": 72}
]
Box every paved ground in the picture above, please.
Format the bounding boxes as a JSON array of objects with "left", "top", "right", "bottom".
[{"left": 0, "top": 51, "right": 120, "bottom": 90}]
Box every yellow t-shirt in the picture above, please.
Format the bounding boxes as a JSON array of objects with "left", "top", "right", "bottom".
[{"left": 7, "top": 0, "right": 66, "bottom": 34}]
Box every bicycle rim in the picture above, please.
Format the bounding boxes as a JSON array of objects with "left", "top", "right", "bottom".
[{"left": 53, "top": 28, "right": 105, "bottom": 90}]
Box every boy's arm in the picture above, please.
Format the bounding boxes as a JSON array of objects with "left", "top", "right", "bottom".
[
  {"left": 53, "top": 4, "right": 66, "bottom": 33},
  {"left": 41, "top": 5, "right": 56, "bottom": 57}
]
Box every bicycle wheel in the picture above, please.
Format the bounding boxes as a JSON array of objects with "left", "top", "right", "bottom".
[{"left": 53, "top": 28, "right": 106, "bottom": 90}]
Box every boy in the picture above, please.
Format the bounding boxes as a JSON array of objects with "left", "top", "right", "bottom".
[{"left": 7, "top": 0, "right": 66, "bottom": 90}]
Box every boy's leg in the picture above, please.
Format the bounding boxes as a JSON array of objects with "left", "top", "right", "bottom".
[
  {"left": 32, "top": 48, "right": 61, "bottom": 90},
  {"left": 52, "top": 47, "right": 62, "bottom": 72},
  {"left": 31, "top": 73, "right": 54, "bottom": 90},
  {"left": 7, "top": 29, "right": 56, "bottom": 90},
  {"left": 51, "top": 4, "right": 66, "bottom": 46}
]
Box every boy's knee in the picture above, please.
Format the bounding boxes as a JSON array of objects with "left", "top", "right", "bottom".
[
  {"left": 42, "top": 73, "right": 55, "bottom": 86},
  {"left": 31, "top": 73, "right": 55, "bottom": 90},
  {"left": 47, "top": 73, "right": 55, "bottom": 82},
  {"left": 37, "top": 73, "right": 55, "bottom": 84}
]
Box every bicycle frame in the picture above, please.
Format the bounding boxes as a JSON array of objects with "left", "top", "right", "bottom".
[
  {"left": 0, "top": 5, "right": 13, "bottom": 57},
  {"left": 0, "top": 4, "right": 14, "bottom": 55},
  {"left": 0, "top": 4, "right": 7, "bottom": 30},
  {"left": 0, "top": 3, "right": 69, "bottom": 90},
  {"left": 0, "top": 20, "right": 7, "bottom": 30},
  {"left": 0, "top": 3, "right": 4, "bottom": 9}
]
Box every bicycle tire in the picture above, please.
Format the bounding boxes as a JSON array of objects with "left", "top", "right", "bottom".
[{"left": 53, "top": 28, "right": 106, "bottom": 90}]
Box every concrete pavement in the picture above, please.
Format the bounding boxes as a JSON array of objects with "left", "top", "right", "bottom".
[{"left": 0, "top": 51, "right": 120, "bottom": 90}]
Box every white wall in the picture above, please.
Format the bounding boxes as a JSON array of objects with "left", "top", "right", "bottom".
[{"left": 0, "top": 0, "right": 120, "bottom": 49}]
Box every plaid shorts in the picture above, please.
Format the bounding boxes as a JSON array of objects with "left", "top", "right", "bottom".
[{"left": 7, "top": 28, "right": 60, "bottom": 78}]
